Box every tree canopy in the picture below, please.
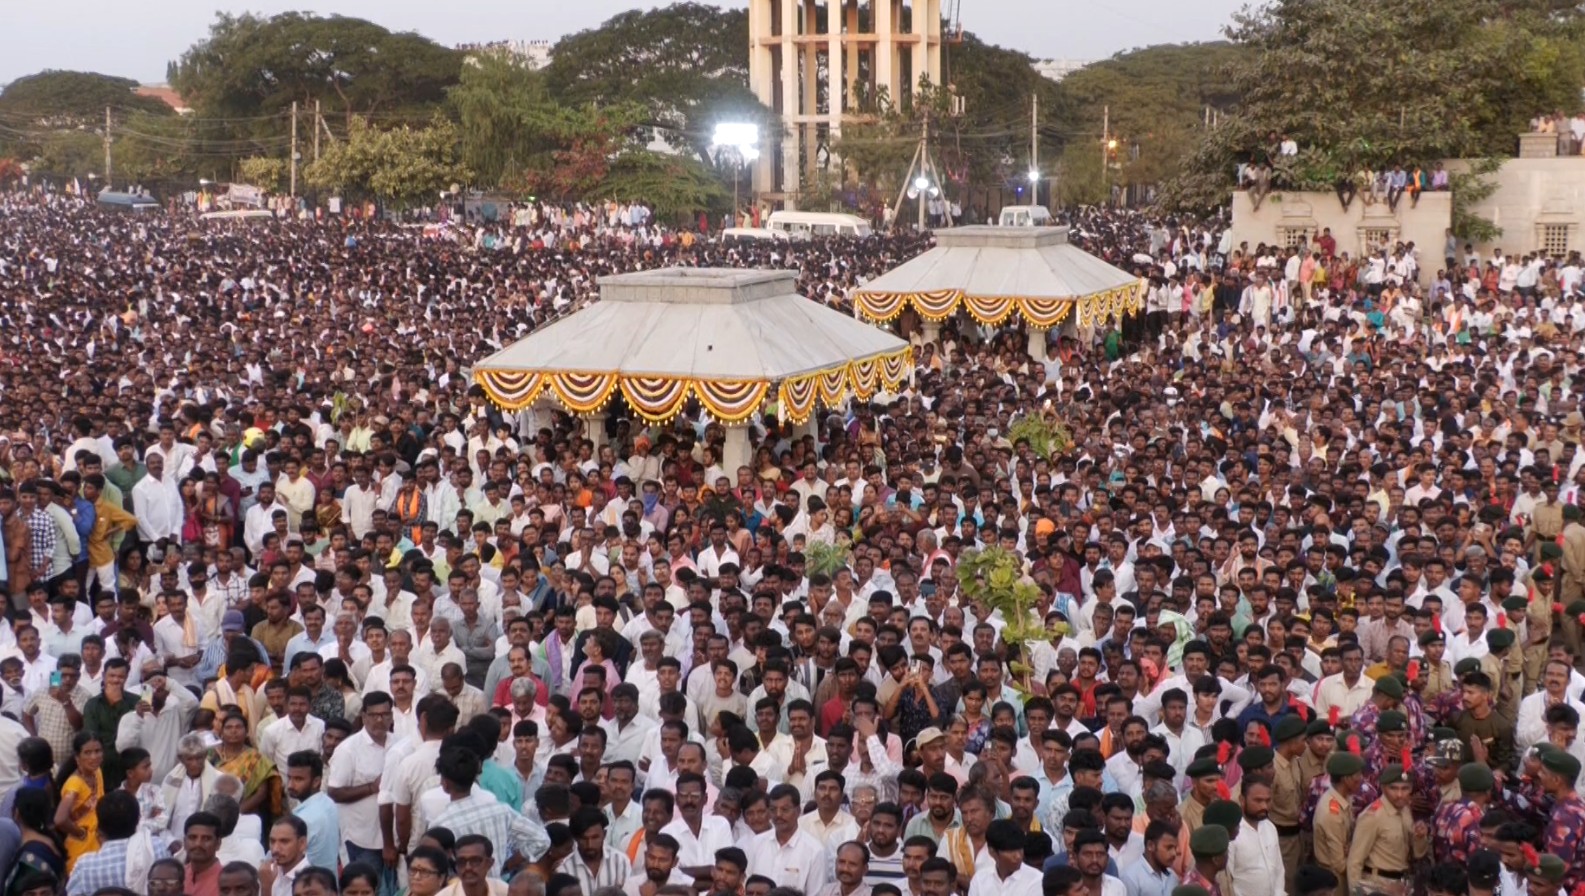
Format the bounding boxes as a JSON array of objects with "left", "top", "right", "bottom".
[
  {"left": 170, "top": 13, "right": 462, "bottom": 130},
  {"left": 1164, "top": 0, "right": 1585, "bottom": 209},
  {"left": 302, "top": 116, "right": 470, "bottom": 207},
  {"left": 1046, "top": 43, "right": 1242, "bottom": 202},
  {"left": 447, "top": 56, "right": 560, "bottom": 188},
  {"left": 543, "top": 3, "right": 769, "bottom": 164},
  {"left": 0, "top": 70, "right": 174, "bottom": 164},
  {"left": 0, "top": 70, "right": 173, "bottom": 126}
]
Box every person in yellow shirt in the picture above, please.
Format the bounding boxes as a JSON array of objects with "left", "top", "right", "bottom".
[{"left": 81, "top": 473, "right": 137, "bottom": 593}]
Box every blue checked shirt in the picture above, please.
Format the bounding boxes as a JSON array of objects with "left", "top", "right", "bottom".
[
  {"left": 430, "top": 792, "right": 550, "bottom": 878},
  {"left": 65, "top": 837, "right": 130, "bottom": 896}
]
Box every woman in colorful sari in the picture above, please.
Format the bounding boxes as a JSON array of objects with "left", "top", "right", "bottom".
[
  {"left": 7, "top": 788, "right": 66, "bottom": 896},
  {"left": 53, "top": 731, "right": 106, "bottom": 873},
  {"left": 207, "top": 710, "right": 280, "bottom": 821},
  {"left": 200, "top": 472, "right": 236, "bottom": 551}
]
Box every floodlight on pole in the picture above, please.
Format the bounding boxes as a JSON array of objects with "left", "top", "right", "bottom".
[
  {"left": 712, "top": 123, "right": 761, "bottom": 225},
  {"left": 1028, "top": 169, "right": 1039, "bottom": 183},
  {"left": 913, "top": 175, "right": 931, "bottom": 191}
]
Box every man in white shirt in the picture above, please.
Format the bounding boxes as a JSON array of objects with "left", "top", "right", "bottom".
[
  {"left": 797, "top": 770, "right": 861, "bottom": 851},
  {"left": 133, "top": 453, "right": 184, "bottom": 544},
  {"left": 660, "top": 772, "right": 734, "bottom": 881},
  {"left": 275, "top": 459, "right": 315, "bottom": 534},
  {"left": 326, "top": 690, "right": 393, "bottom": 868},
  {"left": 746, "top": 784, "right": 829, "bottom": 895},
  {"left": 153, "top": 592, "right": 207, "bottom": 691},
  {"left": 622, "top": 832, "right": 696, "bottom": 896},
  {"left": 244, "top": 481, "right": 291, "bottom": 558},
  {"left": 259, "top": 686, "right": 326, "bottom": 770},
  {"left": 966, "top": 820, "right": 1044, "bottom": 896},
  {"left": 1516, "top": 659, "right": 1585, "bottom": 750},
  {"left": 341, "top": 467, "right": 380, "bottom": 540},
  {"left": 1226, "top": 780, "right": 1285, "bottom": 896}
]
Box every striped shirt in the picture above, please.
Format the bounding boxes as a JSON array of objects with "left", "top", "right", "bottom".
[
  {"left": 863, "top": 842, "right": 908, "bottom": 886},
  {"left": 558, "top": 846, "right": 632, "bottom": 892},
  {"left": 430, "top": 792, "right": 551, "bottom": 877}
]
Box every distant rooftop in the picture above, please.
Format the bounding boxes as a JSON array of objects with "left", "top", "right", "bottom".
[
  {"left": 135, "top": 84, "right": 190, "bottom": 115},
  {"left": 1032, "top": 58, "right": 1092, "bottom": 82}
]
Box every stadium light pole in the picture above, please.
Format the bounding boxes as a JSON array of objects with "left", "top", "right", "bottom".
[{"left": 712, "top": 123, "right": 760, "bottom": 227}]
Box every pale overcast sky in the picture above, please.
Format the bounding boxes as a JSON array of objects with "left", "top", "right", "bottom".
[{"left": 0, "top": 0, "right": 1245, "bottom": 87}]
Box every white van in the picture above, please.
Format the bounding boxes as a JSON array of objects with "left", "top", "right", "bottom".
[
  {"left": 765, "top": 211, "right": 874, "bottom": 239},
  {"left": 200, "top": 209, "right": 277, "bottom": 222},
  {"left": 999, "top": 205, "right": 1054, "bottom": 227},
  {"left": 719, "top": 227, "right": 788, "bottom": 242}
]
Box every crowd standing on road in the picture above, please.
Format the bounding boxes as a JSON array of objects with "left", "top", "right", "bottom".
[{"left": 5, "top": 187, "right": 1585, "bottom": 896}]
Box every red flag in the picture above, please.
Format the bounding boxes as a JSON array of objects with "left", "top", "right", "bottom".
[
  {"left": 1328, "top": 706, "right": 1340, "bottom": 726},
  {"left": 1216, "top": 781, "right": 1232, "bottom": 800}
]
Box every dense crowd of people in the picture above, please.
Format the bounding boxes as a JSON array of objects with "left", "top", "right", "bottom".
[{"left": 3, "top": 183, "right": 1585, "bottom": 896}]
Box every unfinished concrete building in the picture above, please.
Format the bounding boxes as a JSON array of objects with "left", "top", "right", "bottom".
[{"left": 748, "top": 0, "right": 945, "bottom": 207}]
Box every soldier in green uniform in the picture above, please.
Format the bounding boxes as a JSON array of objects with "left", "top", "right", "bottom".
[
  {"left": 1313, "top": 752, "right": 1364, "bottom": 896},
  {"left": 1524, "top": 561, "right": 1559, "bottom": 693},
  {"left": 1417, "top": 630, "right": 1456, "bottom": 701},
  {"left": 1530, "top": 853, "right": 1568, "bottom": 896},
  {"left": 1480, "top": 627, "right": 1524, "bottom": 719},
  {"left": 1181, "top": 757, "right": 1222, "bottom": 833},
  {"left": 1346, "top": 764, "right": 1429, "bottom": 896},
  {"left": 1201, "top": 800, "right": 1243, "bottom": 896},
  {"left": 1269, "top": 715, "right": 1307, "bottom": 890},
  {"left": 1183, "top": 825, "right": 1231, "bottom": 896}
]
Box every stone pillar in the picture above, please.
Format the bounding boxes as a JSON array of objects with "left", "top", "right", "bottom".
[
  {"left": 722, "top": 425, "right": 753, "bottom": 473},
  {"left": 585, "top": 412, "right": 608, "bottom": 452},
  {"left": 795, "top": 416, "right": 820, "bottom": 451},
  {"left": 1026, "top": 324, "right": 1049, "bottom": 361},
  {"left": 922, "top": 320, "right": 941, "bottom": 346},
  {"left": 780, "top": 0, "right": 801, "bottom": 202}
]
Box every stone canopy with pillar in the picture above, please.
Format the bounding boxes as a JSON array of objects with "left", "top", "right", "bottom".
[
  {"left": 850, "top": 225, "right": 1145, "bottom": 358},
  {"left": 471, "top": 268, "right": 912, "bottom": 471}
]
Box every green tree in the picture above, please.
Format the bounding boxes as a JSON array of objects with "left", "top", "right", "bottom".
[
  {"left": 447, "top": 56, "right": 561, "bottom": 189},
  {"left": 1047, "top": 43, "right": 1243, "bottom": 201},
  {"left": 33, "top": 132, "right": 102, "bottom": 179},
  {"left": 302, "top": 116, "right": 470, "bottom": 206},
  {"left": 507, "top": 101, "right": 649, "bottom": 202},
  {"left": 170, "top": 12, "right": 462, "bottom": 156},
  {"left": 601, "top": 149, "right": 731, "bottom": 218},
  {"left": 1054, "top": 140, "right": 1107, "bottom": 206},
  {"left": 1165, "top": 0, "right": 1585, "bottom": 209},
  {"left": 113, "top": 112, "right": 207, "bottom": 187},
  {"left": 833, "top": 34, "right": 1064, "bottom": 209},
  {"left": 237, "top": 157, "right": 287, "bottom": 193},
  {"left": 543, "top": 3, "right": 771, "bottom": 164},
  {"left": 0, "top": 70, "right": 172, "bottom": 127},
  {"left": 0, "top": 70, "right": 173, "bottom": 161}
]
